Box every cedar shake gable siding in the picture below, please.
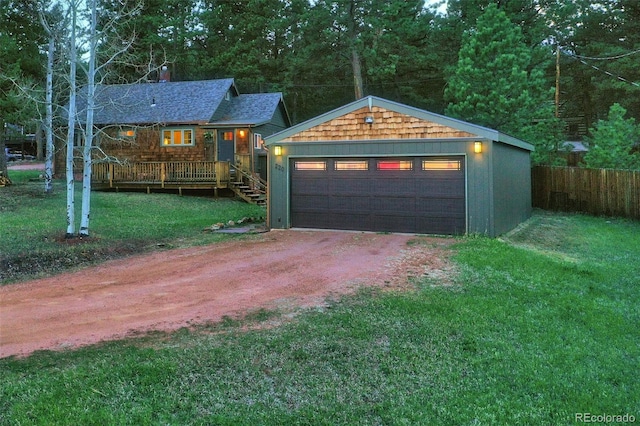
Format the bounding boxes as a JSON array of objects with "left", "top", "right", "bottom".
[
  {"left": 279, "top": 106, "right": 475, "bottom": 141},
  {"left": 267, "top": 96, "right": 530, "bottom": 149}
]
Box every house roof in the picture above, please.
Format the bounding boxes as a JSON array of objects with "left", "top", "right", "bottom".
[
  {"left": 77, "top": 79, "right": 236, "bottom": 125},
  {"left": 562, "top": 141, "right": 588, "bottom": 152},
  {"left": 75, "top": 79, "right": 287, "bottom": 128},
  {"left": 206, "top": 93, "right": 286, "bottom": 127},
  {"left": 265, "top": 96, "right": 534, "bottom": 151}
]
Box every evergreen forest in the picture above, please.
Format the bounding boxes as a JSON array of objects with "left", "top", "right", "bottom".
[{"left": 1, "top": 0, "right": 639, "bottom": 167}]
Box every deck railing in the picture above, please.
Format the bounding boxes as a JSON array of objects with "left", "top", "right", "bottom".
[{"left": 92, "top": 161, "right": 231, "bottom": 188}]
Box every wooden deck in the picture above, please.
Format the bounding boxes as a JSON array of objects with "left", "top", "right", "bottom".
[
  {"left": 92, "top": 161, "right": 267, "bottom": 204},
  {"left": 92, "top": 161, "right": 231, "bottom": 194}
]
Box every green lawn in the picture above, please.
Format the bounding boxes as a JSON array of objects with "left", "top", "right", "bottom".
[
  {"left": 0, "top": 170, "right": 265, "bottom": 283},
  {"left": 1, "top": 173, "right": 639, "bottom": 424}
]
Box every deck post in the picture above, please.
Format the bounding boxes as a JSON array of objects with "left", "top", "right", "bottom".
[{"left": 109, "top": 163, "right": 114, "bottom": 188}]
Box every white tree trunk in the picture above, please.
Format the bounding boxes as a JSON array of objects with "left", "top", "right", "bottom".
[
  {"left": 80, "top": 0, "right": 97, "bottom": 237},
  {"left": 44, "top": 36, "right": 55, "bottom": 194},
  {"left": 65, "top": 4, "right": 77, "bottom": 238}
]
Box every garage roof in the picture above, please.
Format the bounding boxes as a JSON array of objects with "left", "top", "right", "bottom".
[{"left": 265, "top": 96, "right": 534, "bottom": 152}]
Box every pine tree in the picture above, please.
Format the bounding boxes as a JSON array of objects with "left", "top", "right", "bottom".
[
  {"left": 444, "top": 3, "right": 550, "bottom": 137},
  {"left": 584, "top": 103, "right": 640, "bottom": 170}
]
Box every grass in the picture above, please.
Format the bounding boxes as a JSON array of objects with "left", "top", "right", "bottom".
[
  {"left": 1, "top": 175, "right": 639, "bottom": 424},
  {"left": 0, "top": 170, "right": 266, "bottom": 283}
]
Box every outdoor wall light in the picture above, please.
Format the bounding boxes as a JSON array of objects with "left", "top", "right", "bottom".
[
  {"left": 364, "top": 116, "right": 375, "bottom": 124},
  {"left": 273, "top": 145, "right": 282, "bottom": 156},
  {"left": 474, "top": 141, "right": 483, "bottom": 153}
]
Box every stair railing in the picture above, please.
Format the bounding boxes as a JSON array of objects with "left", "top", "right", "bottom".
[{"left": 231, "top": 163, "right": 267, "bottom": 195}]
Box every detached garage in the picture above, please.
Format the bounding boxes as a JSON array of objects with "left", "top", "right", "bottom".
[{"left": 265, "top": 96, "right": 534, "bottom": 237}]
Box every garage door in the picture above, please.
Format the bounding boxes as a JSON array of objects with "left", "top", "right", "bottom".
[{"left": 290, "top": 157, "right": 466, "bottom": 235}]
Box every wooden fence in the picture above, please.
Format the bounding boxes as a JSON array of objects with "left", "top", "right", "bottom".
[{"left": 532, "top": 166, "right": 640, "bottom": 220}]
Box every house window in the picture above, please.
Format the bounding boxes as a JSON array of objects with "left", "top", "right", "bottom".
[
  {"left": 236, "top": 128, "right": 250, "bottom": 154},
  {"left": 222, "top": 131, "right": 234, "bottom": 141},
  {"left": 422, "top": 160, "right": 461, "bottom": 171},
  {"left": 295, "top": 161, "right": 327, "bottom": 171},
  {"left": 254, "top": 133, "right": 264, "bottom": 149},
  {"left": 162, "top": 128, "right": 194, "bottom": 146},
  {"left": 74, "top": 133, "right": 84, "bottom": 147},
  {"left": 376, "top": 160, "right": 413, "bottom": 170},
  {"left": 335, "top": 160, "right": 368, "bottom": 171}
]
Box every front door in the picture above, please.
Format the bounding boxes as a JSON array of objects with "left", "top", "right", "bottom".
[
  {"left": 204, "top": 133, "right": 215, "bottom": 161},
  {"left": 217, "top": 130, "right": 235, "bottom": 163}
]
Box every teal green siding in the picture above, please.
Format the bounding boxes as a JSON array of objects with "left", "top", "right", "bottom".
[
  {"left": 492, "top": 142, "right": 532, "bottom": 235},
  {"left": 254, "top": 105, "right": 291, "bottom": 179},
  {"left": 268, "top": 155, "right": 289, "bottom": 227},
  {"left": 267, "top": 138, "right": 532, "bottom": 236},
  {"left": 467, "top": 141, "right": 492, "bottom": 235},
  {"left": 265, "top": 97, "right": 533, "bottom": 237},
  {"left": 255, "top": 107, "right": 289, "bottom": 136},
  {"left": 269, "top": 139, "right": 474, "bottom": 232}
]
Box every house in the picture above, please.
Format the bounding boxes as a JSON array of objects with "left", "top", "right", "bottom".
[
  {"left": 58, "top": 78, "right": 290, "bottom": 201},
  {"left": 264, "top": 96, "right": 534, "bottom": 237},
  {"left": 3, "top": 123, "right": 36, "bottom": 160},
  {"left": 561, "top": 141, "right": 588, "bottom": 166}
]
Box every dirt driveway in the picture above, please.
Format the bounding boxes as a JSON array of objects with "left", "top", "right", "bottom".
[{"left": 0, "top": 230, "right": 453, "bottom": 358}]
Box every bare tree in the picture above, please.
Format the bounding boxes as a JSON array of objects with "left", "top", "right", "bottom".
[
  {"left": 34, "top": 0, "right": 153, "bottom": 237},
  {"left": 39, "top": 6, "right": 64, "bottom": 195},
  {"left": 36, "top": 0, "right": 144, "bottom": 237},
  {"left": 77, "top": 0, "right": 142, "bottom": 237},
  {"left": 44, "top": 36, "right": 55, "bottom": 194},
  {"left": 79, "top": 0, "right": 98, "bottom": 236},
  {"left": 64, "top": 0, "right": 79, "bottom": 238}
]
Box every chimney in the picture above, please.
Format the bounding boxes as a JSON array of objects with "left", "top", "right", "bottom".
[{"left": 159, "top": 66, "right": 170, "bottom": 83}]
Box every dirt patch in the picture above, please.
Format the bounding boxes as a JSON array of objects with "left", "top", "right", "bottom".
[
  {"left": 0, "top": 230, "right": 455, "bottom": 358},
  {"left": 0, "top": 238, "right": 151, "bottom": 283}
]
